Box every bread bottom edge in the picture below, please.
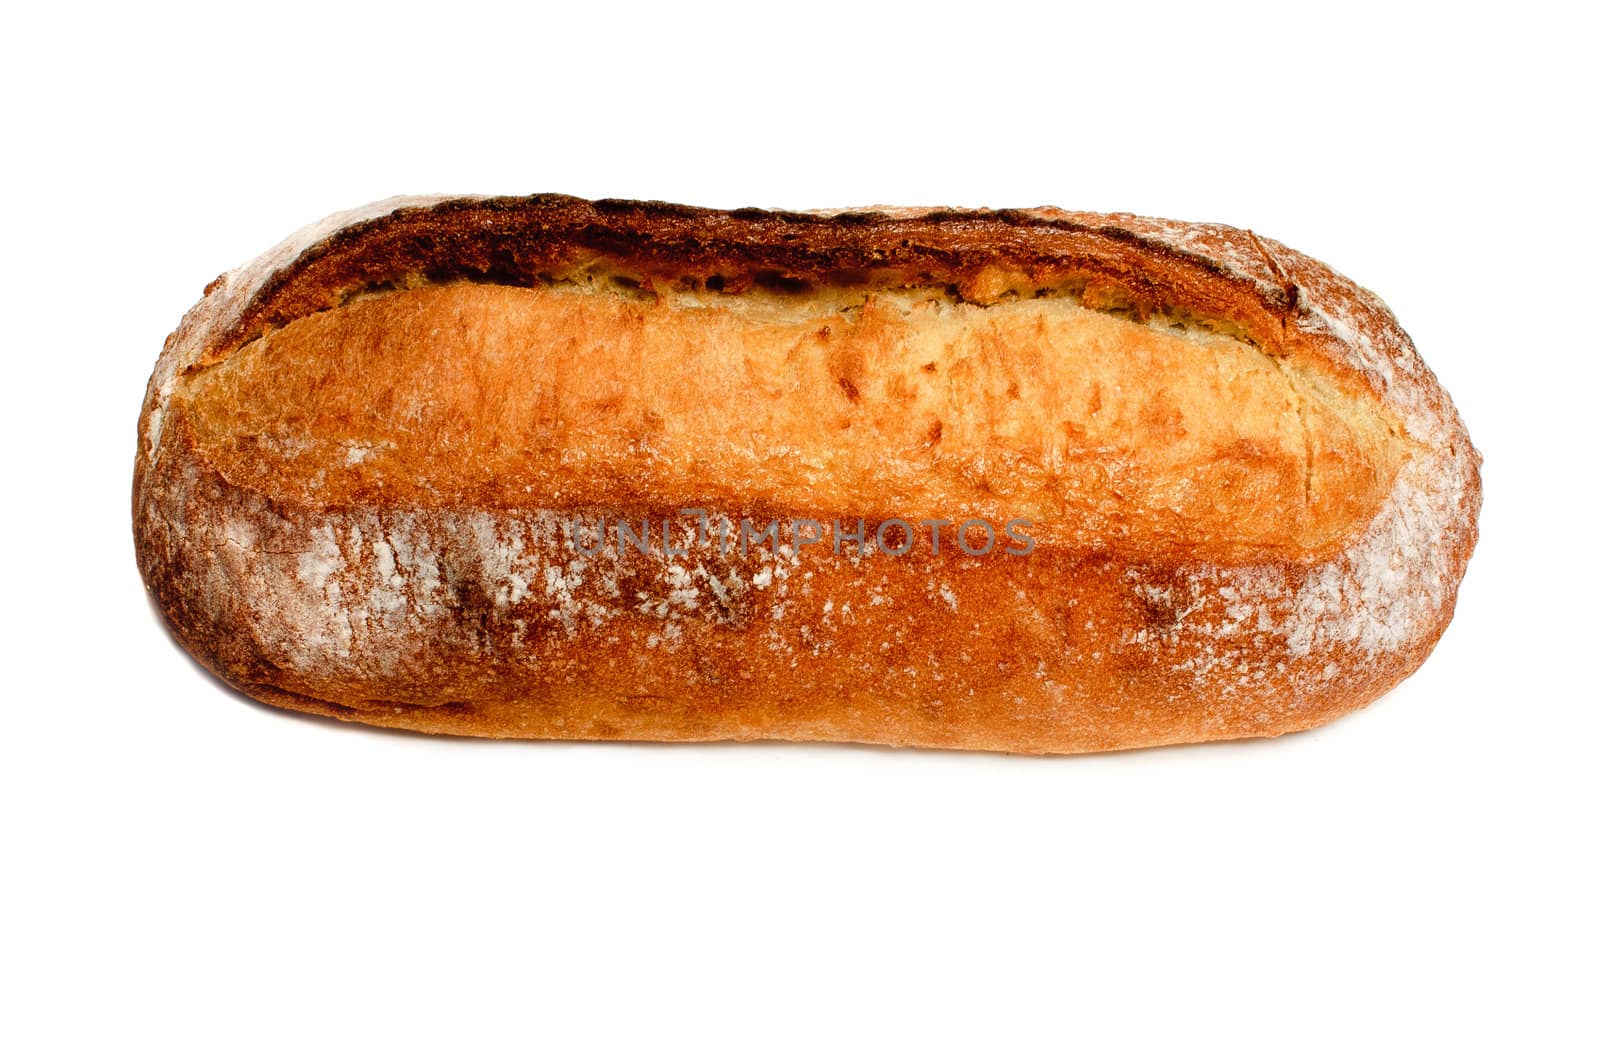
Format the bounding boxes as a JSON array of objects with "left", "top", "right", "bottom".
[{"left": 205, "top": 669, "right": 1366, "bottom": 757}]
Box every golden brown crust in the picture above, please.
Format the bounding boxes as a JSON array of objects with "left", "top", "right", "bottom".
[
  {"left": 177, "top": 281, "right": 1402, "bottom": 565},
  {"left": 133, "top": 195, "right": 1482, "bottom": 753}
]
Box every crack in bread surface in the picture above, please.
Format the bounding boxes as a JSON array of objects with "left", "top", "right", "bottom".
[{"left": 176, "top": 278, "right": 1405, "bottom": 564}]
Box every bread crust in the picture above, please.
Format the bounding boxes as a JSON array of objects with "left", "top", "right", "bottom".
[{"left": 134, "top": 195, "right": 1482, "bottom": 753}]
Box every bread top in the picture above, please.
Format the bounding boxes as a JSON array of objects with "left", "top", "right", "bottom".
[
  {"left": 172, "top": 274, "right": 1403, "bottom": 566},
  {"left": 137, "top": 195, "right": 1481, "bottom": 669}
]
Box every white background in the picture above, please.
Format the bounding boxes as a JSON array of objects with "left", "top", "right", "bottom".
[{"left": 4, "top": 3, "right": 1594, "bottom": 1060}]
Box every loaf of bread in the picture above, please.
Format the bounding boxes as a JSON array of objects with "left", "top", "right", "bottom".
[{"left": 133, "top": 195, "right": 1481, "bottom": 753}]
